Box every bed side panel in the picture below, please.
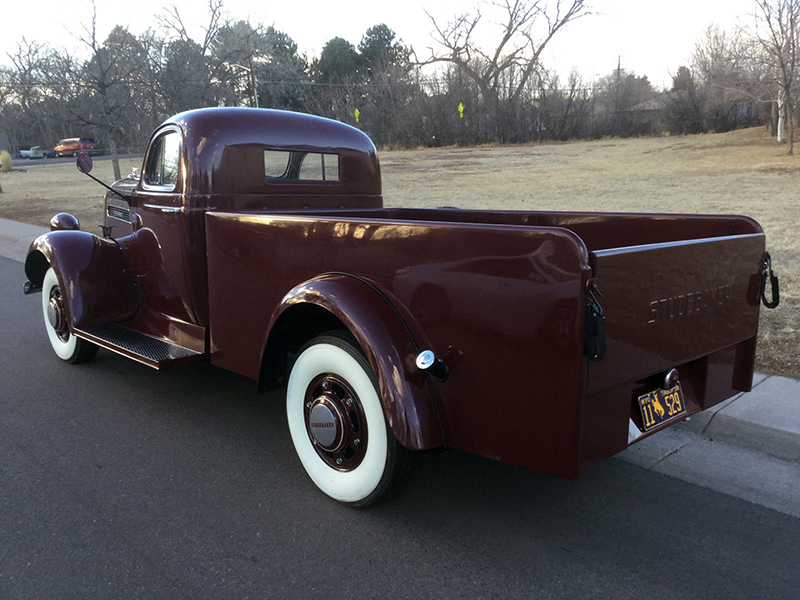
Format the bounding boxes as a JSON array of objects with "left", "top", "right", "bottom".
[{"left": 205, "top": 213, "right": 591, "bottom": 478}]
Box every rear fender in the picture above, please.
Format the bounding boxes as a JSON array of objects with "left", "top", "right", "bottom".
[
  {"left": 25, "top": 230, "right": 137, "bottom": 327},
  {"left": 261, "top": 274, "right": 445, "bottom": 451}
]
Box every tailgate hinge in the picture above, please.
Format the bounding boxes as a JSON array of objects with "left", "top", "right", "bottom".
[
  {"left": 761, "top": 252, "right": 780, "bottom": 309},
  {"left": 586, "top": 282, "right": 607, "bottom": 361}
]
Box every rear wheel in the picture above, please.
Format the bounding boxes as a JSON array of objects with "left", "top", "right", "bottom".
[
  {"left": 286, "top": 333, "right": 412, "bottom": 507},
  {"left": 41, "top": 268, "right": 98, "bottom": 364}
]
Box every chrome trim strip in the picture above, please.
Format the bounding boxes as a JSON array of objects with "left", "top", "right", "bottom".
[{"left": 142, "top": 204, "right": 183, "bottom": 214}]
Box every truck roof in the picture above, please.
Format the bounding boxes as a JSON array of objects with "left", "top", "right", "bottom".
[{"left": 159, "top": 107, "right": 381, "bottom": 197}]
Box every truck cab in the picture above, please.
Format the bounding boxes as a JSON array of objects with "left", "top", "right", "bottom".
[{"left": 35, "top": 108, "right": 383, "bottom": 368}]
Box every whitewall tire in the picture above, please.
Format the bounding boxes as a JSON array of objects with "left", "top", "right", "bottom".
[
  {"left": 286, "top": 333, "right": 412, "bottom": 507},
  {"left": 41, "top": 267, "right": 98, "bottom": 364}
]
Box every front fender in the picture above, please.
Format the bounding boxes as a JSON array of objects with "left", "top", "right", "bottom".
[
  {"left": 263, "top": 274, "right": 445, "bottom": 451},
  {"left": 25, "top": 230, "right": 137, "bottom": 327}
]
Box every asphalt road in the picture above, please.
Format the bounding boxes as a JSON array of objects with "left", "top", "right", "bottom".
[{"left": 2, "top": 254, "right": 799, "bottom": 599}]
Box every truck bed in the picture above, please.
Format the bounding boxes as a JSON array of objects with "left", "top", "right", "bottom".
[
  {"left": 308, "top": 207, "right": 762, "bottom": 250},
  {"left": 205, "top": 207, "right": 765, "bottom": 478}
]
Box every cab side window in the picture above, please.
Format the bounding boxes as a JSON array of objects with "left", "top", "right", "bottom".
[
  {"left": 299, "top": 152, "right": 339, "bottom": 181},
  {"left": 264, "top": 149, "right": 340, "bottom": 182},
  {"left": 145, "top": 131, "right": 181, "bottom": 188}
]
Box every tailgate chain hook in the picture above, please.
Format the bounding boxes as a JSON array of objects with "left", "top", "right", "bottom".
[
  {"left": 760, "top": 252, "right": 780, "bottom": 309},
  {"left": 586, "top": 284, "right": 607, "bottom": 361}
]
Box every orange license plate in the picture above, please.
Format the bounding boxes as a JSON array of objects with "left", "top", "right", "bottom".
[{"left": 638, "top": 383, "right": 686, "bottom": 431}]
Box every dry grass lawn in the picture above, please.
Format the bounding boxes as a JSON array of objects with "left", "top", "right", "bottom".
[{"left": 1, "top": 128, "right": 797, "bottom": 378}]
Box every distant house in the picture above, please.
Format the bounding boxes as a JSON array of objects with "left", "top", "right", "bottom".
[{"left": 629, "top": 96, "right": 668, "bottom": 115}]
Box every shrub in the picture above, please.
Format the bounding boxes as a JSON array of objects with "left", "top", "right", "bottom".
[{"left": 0, "top": 151, "right": 11, "bottom": 173}]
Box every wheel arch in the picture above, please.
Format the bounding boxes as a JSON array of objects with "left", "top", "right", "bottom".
[
  {"left": 24, "top": 247, "right": 50, "bottom": 289},
  {"left": 259, "top": 274, "right": 445, "bottom": 451},
  {"left": 25, "top": 230, "right": 138, "bottom": 328}
]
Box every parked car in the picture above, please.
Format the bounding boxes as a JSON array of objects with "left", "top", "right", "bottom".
[
  {"left": 23, "top": 107, "right": 781, "bottom": 507},
  {"left": 54, "top": 137, "right": 97, "bottom": 157},
  {"left": 19, "top": 145, "right": 56, "bottom": 159}
]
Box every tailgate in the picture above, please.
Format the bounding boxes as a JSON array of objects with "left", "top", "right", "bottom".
[
  {"left": 581, "top": 233, "right": 765, "bottom": 466},
  {"left": 579, "top": 232, "right": 765, "bottom": 468},
  {"left": 588, "top": 233, "right": 765, "bottom": 395}
]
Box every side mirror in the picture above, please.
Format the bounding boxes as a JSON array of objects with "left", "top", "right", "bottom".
[
  {"left": 74, "top": 152, "right": 132, "bottom": 206},
  {"left": 76, "top": 152, "right": 93, "bottom": 174}
]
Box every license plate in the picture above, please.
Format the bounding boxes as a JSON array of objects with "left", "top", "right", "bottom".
[{"left": 638, "top": 383, "right": 686, "bottom": 431}]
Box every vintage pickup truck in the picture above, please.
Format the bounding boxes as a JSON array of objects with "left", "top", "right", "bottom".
[{"left": 23, "top": 107, "right": 779, "bottom": 506}]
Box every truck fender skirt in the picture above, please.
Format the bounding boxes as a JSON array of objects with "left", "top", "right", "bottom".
[
  {"left": 262, "top": 274, "right": 445, "bottom": 451},
  {"left": 25, "top": 230, "right": 138, "bottom": 327}
]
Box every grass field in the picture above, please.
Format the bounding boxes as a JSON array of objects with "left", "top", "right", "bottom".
[{"left": 1, "top": 127, "right": 797, "bottom": 378}]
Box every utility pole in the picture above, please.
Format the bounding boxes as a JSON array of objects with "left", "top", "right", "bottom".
[
  {"left": 232, "top": 63, "right": 259, "bottom": 108},
  {"left": 245, "top": 35, "right": 259, "bottom": 108}
]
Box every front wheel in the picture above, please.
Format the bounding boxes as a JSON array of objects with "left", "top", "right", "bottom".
[
  {"left": 286, "top": 334, "right": 412, "bottom": 507},
  {"left": 41, "top": 267, "right": 98, "bottom": 364}
]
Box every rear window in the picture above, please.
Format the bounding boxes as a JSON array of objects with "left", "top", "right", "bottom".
[{"left": 264, "top": 150, "right": 339, "bottom": 182}]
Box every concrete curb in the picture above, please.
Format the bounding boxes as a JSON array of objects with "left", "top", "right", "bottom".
[
  {"left": 1, "top": 217, "right": 797, "bottom": 465},
  {"left": 675, "top": 373, "right": 800, "bottom": 463}
]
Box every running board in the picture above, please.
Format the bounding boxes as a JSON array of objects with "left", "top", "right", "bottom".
[{"left": 74, "top": 324, "right": 204, "bottom": 370}]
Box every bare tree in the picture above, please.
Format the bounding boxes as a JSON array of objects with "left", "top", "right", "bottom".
[
  {"left": 752, "top": 0, "right": 800, "bottom": 154},
  {"left": 686, "top": 25, "right": 771, "bottom": 134},
  {"left": 418, "top": 0, "right": 589, "bottom": 142},
  {"left": 693, "top": 26, "right": 751, "bottom": 91},
  {"left": 593, "top": 63, "right": 655, "bottom": 137},
  {"left": 158, "top": 0, "right": 227, "bottom": 56},
  {"left": 68, "top": 3, "right": 148, "bottom": 179},
  {"left": 539, "top": 69, "right": 594, "bottom": 140},
  {"left": 5, "top": 40, "right": 48, "bottom": 135}
]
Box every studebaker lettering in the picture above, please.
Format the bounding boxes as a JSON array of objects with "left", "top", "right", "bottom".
[{"left": 647, "top": 285, "right": 732, "bottom": 324}]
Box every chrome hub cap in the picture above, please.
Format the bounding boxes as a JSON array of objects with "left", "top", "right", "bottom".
[
  {"left": 308, "top": 400, "right": 344, "bottom": 451},
  {"left": 304, "top": 374, "right": 368, "bottom": 471},
  {"left": 47, "top": 288, "right": 69, "bottom": 342}
]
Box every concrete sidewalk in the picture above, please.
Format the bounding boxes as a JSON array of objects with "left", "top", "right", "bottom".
[
  {"left": 0, "top": 216, "right": 48, "bottom": 263},
  {"left": 1, "top": 215, "right": 798, "bottom": 466}
]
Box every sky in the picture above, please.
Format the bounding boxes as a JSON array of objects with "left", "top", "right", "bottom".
[{"left": 1, "top": 0, "right": 759, "bottom": 88}]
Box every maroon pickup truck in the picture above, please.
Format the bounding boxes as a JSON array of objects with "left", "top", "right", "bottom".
[{"left": 23, "top": 107, "right": 779, "bottom": 506}]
